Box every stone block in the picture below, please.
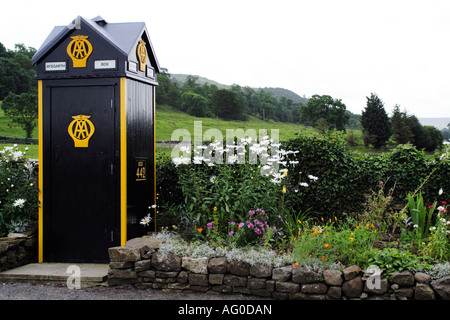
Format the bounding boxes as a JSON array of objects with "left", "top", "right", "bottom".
[
  {"left": 292, "top": 268, "right": 320, "bottom": 284},
  {"left": 276, "top": 281, "right": 300, "bottom": 293},
  {"left": 431, "top": 276, "right": 450, "bottom": 300},
  {"left": 227, "top": 260, "right": 250, "bottom": 276},
  {"left": 391, "top": 270, "right": 415, "bottom": 287},
  {"left": 151, "top": 251, "right": 181, "bottom": 271},
  {"left": 208, "top": 256, "right": 227, "bottom": 273},
  {"left": 342, "top": 277, "right": 363, "bottom": 298},
  {"left": 247, "top": 278, "right": 266, "bottom": 290},
  {"left": 415, "top": 283, "right": 436, "bottom": 300},
  {"left": 108, "top": 246, "right": 140, "bottom": 262},
  {"left": 134, "top": 259, "right": 152, "bottom": 272},
  {"left": 272, "top": 266, "right": 292, "bottom": 281},
  {"left": 182, "top": 257, "right": 208, "bottom": 274},
  {"left": 250, "top": 264, "right": 273, "bottom": 278},
  {"left": 301, "top": 283, "right": 328, "bottom": 294},
  {"left": 189, "top": 273, "right": 209, "bottom": 286},
  {"left": 322, "top": 269, "right": 343, "bottom": 286},
  {"left": 343, "top": 265, "right": 361, "bottom": 281},
  {"left": 223, "top": 274, "right": 247, "bottom": 287},
  {"left": 209, "top": 273, "right": 224, "bottom": 285}
]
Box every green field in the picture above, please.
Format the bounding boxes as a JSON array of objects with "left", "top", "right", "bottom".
[
  {"left": 155, "top": 104, "right": 312, "bottom": 142},
  {"left": 0, "top": 103, "right": 379, "bottom": 160}
]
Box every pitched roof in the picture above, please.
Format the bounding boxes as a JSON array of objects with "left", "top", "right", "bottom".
[{"left": 32, "top": 16, "right": 160, "bottom": 73}]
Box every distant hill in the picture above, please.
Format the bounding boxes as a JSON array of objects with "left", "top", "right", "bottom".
[
  {"left": 170, "top": 73, "right": 308, "bottom": 104},
  {"left": 418, "top": 118, "right": 450, "bottom": 130}
]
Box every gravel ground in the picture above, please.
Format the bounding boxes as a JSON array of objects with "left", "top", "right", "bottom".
[{"left": 0, "top": 281, "right": 273, "bottom": 301}]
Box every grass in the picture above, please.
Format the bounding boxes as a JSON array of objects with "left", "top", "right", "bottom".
[
  {"left": 155, "top": 104, "right": 311, "bottom": 142},
  {"left": 0, "top": 102, "right": 386, "bottom": 160}
]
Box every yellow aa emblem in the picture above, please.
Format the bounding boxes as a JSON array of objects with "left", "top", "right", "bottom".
[
  {"left": 68, "top": 115, "right": 95, "bottom": 148},
  {"left": 67, "top": 35, "right": 93, "bottom": 68},
  {"left": 137, "top": 40, "right": 147, "bottom": 72}
]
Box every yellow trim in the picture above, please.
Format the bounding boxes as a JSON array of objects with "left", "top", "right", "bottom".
[
  {"left": 153, "top": 86, "right": 157, "bottom": 231},
  {"left": 120, "top": 78, "right": 127, "bottom": 246},
  {"left": 38, "top": 80, "right": 43, "bottom": 262}
]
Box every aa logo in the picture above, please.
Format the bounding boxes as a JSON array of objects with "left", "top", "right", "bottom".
[
  {"left": 67, "top": 35, "right": 93, "bottom": 68},
  {"left": 68, "top": 115, "right": 95, "bottom": 148},
  {"left": 137, "top": 40, "right": 147, "bottom": 72}
]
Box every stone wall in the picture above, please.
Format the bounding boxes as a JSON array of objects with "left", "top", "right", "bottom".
[
  {"left": 0, "top": 229, "right": 37, "bottom": 272},
  {"left": 107, "top": 237, "right": 450, "bottom": 300}
]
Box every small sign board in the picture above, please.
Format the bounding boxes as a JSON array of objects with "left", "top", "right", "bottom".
[
  {"left": 45, "top": 61, "right": 67, "bottom": 71},
  {"left": 135, "top": 159, "right": 147, "bottom": 181},
  {"left": 94, "top": 60, "right": 116, "bottom": 69}
]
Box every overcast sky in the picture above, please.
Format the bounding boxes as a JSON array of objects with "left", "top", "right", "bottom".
[{"left": 1, "top": 0, "right": 450, "bottom": 118}]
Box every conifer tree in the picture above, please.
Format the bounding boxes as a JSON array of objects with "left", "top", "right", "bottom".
[
  {"left": 361, "top": 93, "right": 391, "bottom": 148},
  {"left": 391, "top": 104, "right": 412, "bottom": 144}
]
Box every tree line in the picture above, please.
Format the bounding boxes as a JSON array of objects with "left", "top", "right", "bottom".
[
  {"left": 361, "top": 93, "right": 445, "bottom": 151},
  {"left": 156, "top": 69, "right": 305, "bottom": 123},
  {"left": 0, "top": 42, "right": 448, "bottom": 149}
]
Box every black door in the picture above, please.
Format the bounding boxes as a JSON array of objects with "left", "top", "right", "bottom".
[{"left": 47, "top": 84, "right": 117, "bottom": 262}]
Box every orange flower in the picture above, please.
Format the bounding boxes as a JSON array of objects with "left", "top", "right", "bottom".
[
  {"left": 322, "top": 256, "right": 325, "bottom": 261},
  {"left": 293, "top": 263, "right": 298, "bottom": 268},
  {"left": 293, "top": 237, "right": 297, "bottom": 243},
  {"left": 324, "top": 243, "right": 329, "bottom": 249},
  {"left": 198, "top": 228, "right": 203, "bottom": 233}
]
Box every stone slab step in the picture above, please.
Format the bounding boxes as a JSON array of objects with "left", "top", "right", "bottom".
[{"left": 0, "top": 263, "right": 109, "bottom": 283}]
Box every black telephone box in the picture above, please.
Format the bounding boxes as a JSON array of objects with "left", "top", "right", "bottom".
[{"left": 32, "top": 16, "right": 160, "bottom": 263}]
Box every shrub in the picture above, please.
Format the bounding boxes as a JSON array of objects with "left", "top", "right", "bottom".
[
  {"left": 0, "top": 145, "right": 38, "bottom": 236},
  {"left": 365, "top": 247, "right": 432, "bottom": 277},
  {"left": 282, "top": 134, "right": 365, "bottom": 218},
  {"left": 292, "top": 216, "right": 381, "bottom": 268}
]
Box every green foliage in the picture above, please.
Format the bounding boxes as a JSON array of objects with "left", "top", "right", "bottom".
[
  {"left": 366, "top": 248, "right": 432, "bottom": 277},
  {"left": 391, "top": 104, "right": 413, "bottom": 145},
  {"left": 361, "top": 93, "right": 391, "bottom": 148},
  {"left": 0, "top": 145, "right": 38, "bottom": 236},
  {"left": 419, "top": 205, "right": 450, "bottom": 262},
  {"left": 0, "top": 43, "right": 37, "bottom": 100},
  {"left": 181, "top": 91, "right": 213, "bottom": 117},
  {"left": 283, "top": 134, "right": 363, "bottom": 218},
  {"left": 406, "top": 191, "right": 436, "bottom": 239},
  {"left": 299, "top": 94, "right": 350, "bottom": 131},
  {"left": 212, "top": 89, "right": 244, "bottom": 120},
  {"left": 292, "top": 217, "right": 380, "bottom": 268},
  {"left": 1, "top": 91, "right": 38, "bottom": 138}
]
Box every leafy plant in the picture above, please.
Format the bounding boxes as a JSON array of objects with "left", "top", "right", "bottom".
[
  {"left": 407, "top": 191, "right": 436, "bottom": 239},
  {"left": 366, "top": 248, "right": 432, "bottom": 277},
  {"left": 0, "top": 145, "right": 38, "bottom": 236}
]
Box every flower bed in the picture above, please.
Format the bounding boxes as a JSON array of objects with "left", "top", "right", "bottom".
[
  {"left": 107, "top": 235, "right": 450, "bottom": 300},
  {"left": 152, "top": 136, "right": 450, "bottom": 298}
]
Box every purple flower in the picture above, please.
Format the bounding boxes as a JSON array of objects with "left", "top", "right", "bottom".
[
  {"left": 255, "top": 228, "right": 262, "bottom": 235},
  {"left": 229, "top": 231, "right": 234, "bottom": 236},
  {"left": 207, "top": 222, "right": 213, "bottom": 229}
]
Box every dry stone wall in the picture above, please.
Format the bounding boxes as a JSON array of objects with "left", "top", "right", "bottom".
[
  {"left": 0, "top": 229, "right": 37, "bottom": 272},
  {"left": 107, "top": 237, "right": 450, "bottom": 300}
]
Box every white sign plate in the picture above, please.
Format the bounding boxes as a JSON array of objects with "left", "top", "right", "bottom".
[
  {"left": 45, "top": 62, "right": 66, "bottom": 71},
  {"left": 94, "top": 60, "right": 116, "bottom": 69}
]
